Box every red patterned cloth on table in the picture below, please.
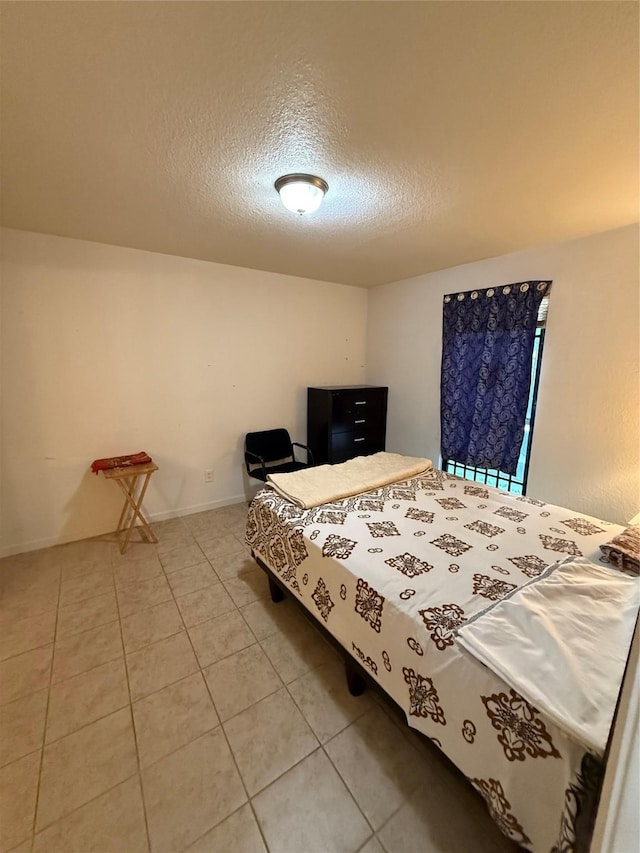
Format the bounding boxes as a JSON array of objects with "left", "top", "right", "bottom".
[{"left": 90, "top": 452, "right": 153, "bottom": 474}]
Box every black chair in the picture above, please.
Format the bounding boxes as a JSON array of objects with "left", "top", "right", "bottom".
[{"left": 244, "top": 428, "right": 314, "bottom": 482}]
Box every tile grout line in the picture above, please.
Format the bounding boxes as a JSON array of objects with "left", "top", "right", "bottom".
[
  {"left": 0, "top": 644, "right": 54, "bottom": 709},
  {"left": 110, "top": 549, "right": 153, "bottom": 853},
  {"left": 101, "top": 629, "right": 283, "bottom": 775},
  {"left": 28, "top": 771, "right": 141, "bottom": 839},
  {"left": 321, "top": 719, "right": 396, "bottom": 844},
  {"left": 47, "top": 627, "right": 123, "bottom": 689},
  {"left": 0, "top": 630, "right": 57, "bottom": 666},
  {"left": 276, "top": 646, "right": 376, "bottom": 841},
  {"left": 376, "top": 834, "right": 390, "bottom": 853},
  {"left": 156, "top": 535, "right": 276, "bottom": 853},
  {"left": 246, "top": 595, "right": 380, "bottom": 849},
  {"left": 250, "top": 580, "right": 418, "bottom": 848},
  {"left": 180, "top": 800, "right": 264, "bottom": 853},
  {"left": 258, "top": 552, "right": 442, "bottom": 824},
  {"left": 36, "top": 697, "right": 133, "bottom": 750},
  {"left": 194, "top": 524, "right": 282, "bottom": 851},
  {"left": 324, "top": 689, "right": 435, "bottom": 844},
  {"left": 12, "top": 629, "right": 257, "bottom": 761},
  {"left": 114, "top": 578, "right": 266, "bottom": 713},
  {"left": 57, "top": 568, "right": 117, "bottom": 610},
  {"left": 19, "top": 620, "right": 414, "bottom": 840},
  {"left": 27, "top": 558, "right": 63, "bottom": 851},
  {"left": 45, "top": 617, "right": 286, "bottom": 774},
  {"left": 1, "top": 508, "right": 379, "bottom": 852},
  {"left": 371, "top": 798, "right": 406, "bottom": 850},
  {"left": 0, "top": 602, "right": 58, "bottom": 633}
]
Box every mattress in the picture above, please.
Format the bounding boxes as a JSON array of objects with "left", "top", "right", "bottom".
[{"left": 246, "top": 468, "right": 625, "bottom": 853}]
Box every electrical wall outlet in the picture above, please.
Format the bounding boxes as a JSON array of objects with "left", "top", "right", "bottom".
[{"left": 204, "top": 469, "right": 214, "bottom": 483}]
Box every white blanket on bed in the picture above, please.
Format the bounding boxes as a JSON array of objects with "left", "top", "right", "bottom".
[
  {"left": 457, "top": 557, "right": 639, "bottom": 754},
  {"left": 267, "top": 452, "right": 432, "bottom": 508}
]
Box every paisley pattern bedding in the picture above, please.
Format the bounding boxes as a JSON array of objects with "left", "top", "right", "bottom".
[{"left": 245, "top": 468, "right": 624, "bottom": 852}]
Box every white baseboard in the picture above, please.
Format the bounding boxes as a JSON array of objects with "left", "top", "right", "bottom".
[
  {"left": 146, "top": 494, "right": 249, "bottom": 523},
  {"left": 0, "top": 534, "right": 68, "bottom": 559},
  {"left": 0, "top": 494, "right": 250, "bottom": 559}
]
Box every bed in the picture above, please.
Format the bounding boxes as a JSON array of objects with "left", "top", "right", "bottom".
[{"left": 245, "top": 458, "right": 633, "bottom": 852}]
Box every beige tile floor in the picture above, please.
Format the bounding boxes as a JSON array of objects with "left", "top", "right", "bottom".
[{"left": 0, "top": 504, "right": 519, "bottom": 853}]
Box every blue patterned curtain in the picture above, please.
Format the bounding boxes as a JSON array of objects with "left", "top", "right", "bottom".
[{"left": 440, "top": 281, "right": 551, "bottom": 475}]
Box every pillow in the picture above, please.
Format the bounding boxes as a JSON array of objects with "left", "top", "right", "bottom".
[{"left": 600, "top": 525, "right": 640, "bottom": 575}]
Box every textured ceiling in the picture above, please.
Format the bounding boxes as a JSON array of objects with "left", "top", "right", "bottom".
[{"left": 1, "top": 1, "right": 638, "bottom": 287}]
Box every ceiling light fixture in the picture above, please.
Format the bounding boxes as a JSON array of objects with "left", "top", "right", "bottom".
[{"left": 274, "top": 173, "right": 329, "bottom": 215}]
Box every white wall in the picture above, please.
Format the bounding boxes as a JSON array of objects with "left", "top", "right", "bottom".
[
  {"left": 366, "top": 224, "right": 640, "bottom": 524},
  {"left": 0, "top": 229, "right": 368, "bottom": 555},
  {"left": 3, "top": 223, "right": 637, "bottom": 554}
]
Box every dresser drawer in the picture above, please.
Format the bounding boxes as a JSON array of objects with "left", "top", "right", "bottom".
[
  {"left": 330, "top": 431, "right": 384, "bottom": 464},
  {"left": 330, "top": 389, "right": 386, "bottom": 433}
]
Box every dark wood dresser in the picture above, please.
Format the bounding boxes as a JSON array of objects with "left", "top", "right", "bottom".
[{"left": 307, "top": 385, "right": 388, "bottom": 465}]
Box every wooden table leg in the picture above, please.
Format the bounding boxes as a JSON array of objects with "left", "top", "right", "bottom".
[
  {"left": 114, "top": 471, "right": 158, "bottom": 553},
  {"left": 115, "top": 475, "right": 135, "bottom": 535},
  {"left": 132, "top": 472, "right": 156, "bottom": 544}
]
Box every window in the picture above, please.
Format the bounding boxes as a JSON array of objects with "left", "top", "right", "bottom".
[{"left": 443, "top": 294, "right": 549, "bottom": 495}]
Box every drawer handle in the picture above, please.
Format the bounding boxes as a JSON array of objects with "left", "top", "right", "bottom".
[
  {"left": 354, "top": 437, "right": 365, "bottom": 443},
  {"left": 355, "top": 419, "right": 366, "bottom": 424},
  {"left": 354, "top": 401, "right": 367, "bottom": 405}
]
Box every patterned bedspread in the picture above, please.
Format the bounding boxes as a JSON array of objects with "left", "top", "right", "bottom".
[{"left": 245, "top": 468, "right": 625, "bottom": 853}]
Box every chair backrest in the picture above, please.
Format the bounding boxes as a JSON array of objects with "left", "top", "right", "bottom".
[{"left": 245, "top": 429, "right": 294, "bottom": 464}]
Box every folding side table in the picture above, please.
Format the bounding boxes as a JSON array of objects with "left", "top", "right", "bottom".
[{"left": 102, "top": 462, "right": 159, "bottom": 554}]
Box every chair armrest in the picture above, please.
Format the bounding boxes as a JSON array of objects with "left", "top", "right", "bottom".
[
  {"left": 245, "top": 450, "right": 267, "bottom": 480},
  {"left": 292, "top": 442, "right": 314, "bottom": 465}
]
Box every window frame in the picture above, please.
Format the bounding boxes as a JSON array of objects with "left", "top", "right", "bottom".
[{"left": 442, "top": 297, "right": 548, "bottom": 496}]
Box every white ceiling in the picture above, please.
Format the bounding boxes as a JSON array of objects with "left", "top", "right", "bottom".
[{"left": 1, "top": 1, "right": 638, "bottom": 287}]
